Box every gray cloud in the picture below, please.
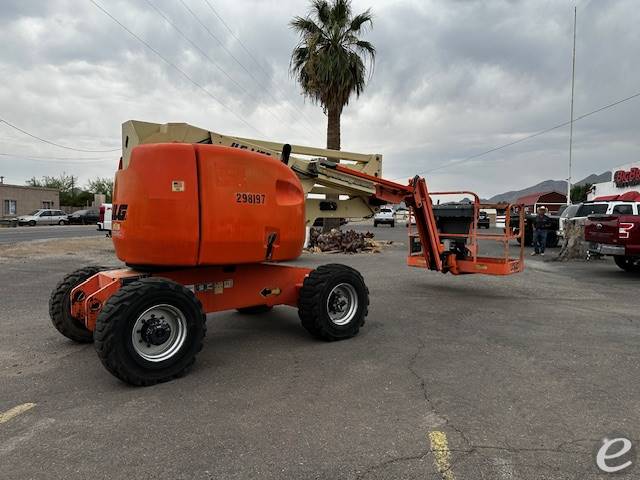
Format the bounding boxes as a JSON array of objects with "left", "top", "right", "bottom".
[{"left": 0, "top": 0, "right": 638, "bottom": 198}]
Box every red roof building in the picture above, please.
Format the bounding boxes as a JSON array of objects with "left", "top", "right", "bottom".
[{"left": 515, "top": 191, "right": 567, "bottom": 213}]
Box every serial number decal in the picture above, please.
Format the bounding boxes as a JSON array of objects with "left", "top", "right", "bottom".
[{"left": 235, "top": 193, "right": 266, "bottom": 204}]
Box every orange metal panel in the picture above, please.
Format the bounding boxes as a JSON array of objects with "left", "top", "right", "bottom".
[
  {"left": 68, "top": 265, "right": 311, "bottom": 332},
  {"left": 111, "top": 143, "right": 200, "bottom": 266},
  {"left": 161, "top": 264, "right": 311, "bottom": 313},
  {"left": 455, "top": 257, "right": 524, "bottom": 275},
  {"left": 195, "top": 145, "right": 305, "bottom": 265},
  {"left": 71, "top": 269, "right": 142, "bottom": 329}
]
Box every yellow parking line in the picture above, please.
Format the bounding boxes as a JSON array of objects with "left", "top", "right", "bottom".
[
  {"left": 429, "top": 431, "right": 455, "bottom": 480},
  {"left": 0, "top": 403, "right": 36, "bottom": 424}
]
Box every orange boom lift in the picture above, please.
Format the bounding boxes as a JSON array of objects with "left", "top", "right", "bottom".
[{"left": 49, "top": 142, "right": 523, "bottom": 385}]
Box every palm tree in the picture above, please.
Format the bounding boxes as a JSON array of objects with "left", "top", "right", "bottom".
[{"left": 290, "top": 0, "right": 375, "bottom": 151}]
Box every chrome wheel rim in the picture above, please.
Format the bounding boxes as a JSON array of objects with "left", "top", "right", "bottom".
[
  {"left": 326, "top": 283, "right": 358, "bottom": 326},
  {"left": 131, "top": 304, "right": 187, "bottom": 362}
]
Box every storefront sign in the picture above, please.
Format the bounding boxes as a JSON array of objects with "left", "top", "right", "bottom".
[{"left": 614, "top": 167, "right": 640, "bottom": 188}]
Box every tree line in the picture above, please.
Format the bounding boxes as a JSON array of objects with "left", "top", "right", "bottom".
[{"left": 26, "top": 174, "right": 113, "bottom": 207}]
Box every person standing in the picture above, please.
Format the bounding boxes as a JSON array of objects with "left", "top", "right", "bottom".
[{"left": 531, "top": 207, "right": 551, "bottom": 256}]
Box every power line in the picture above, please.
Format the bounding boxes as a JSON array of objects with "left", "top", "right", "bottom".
[
  {"left": 0, "top": 152, "right": 113, "bottom": 163},
  {"left": 89, "top": 0, "right": 264, "bottom": 136},
  {"left": 179, "top": 0, "right": 320, "bottom": 137},
  {"left": 0, "top": 118, "right": 120, "bottom": 153},
  {"left": 392, "top": 90, "right": 640, "bottom": 180},
  {"left": 199, "top": 0, "right": 321, "bottom": 136},
  {"left": 141, "top": 0, "right": 308, "bottom": 137}
]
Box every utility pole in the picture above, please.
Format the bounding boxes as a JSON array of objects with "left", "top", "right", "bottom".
[{"left": 568, "top": 6, "right": 577, "bottom": 204}]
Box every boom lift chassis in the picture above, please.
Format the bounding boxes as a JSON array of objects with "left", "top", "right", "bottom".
[{"left": 49, "top": 126, "right": 524, "bottom": 385}]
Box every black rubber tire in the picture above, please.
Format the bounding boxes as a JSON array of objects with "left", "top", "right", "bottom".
[
  {"left": 28, "top": 220, "right": 36, "bottom": 226},
  {"left": 49, "top": 266, "right": 104, "bottom": 343},
  {"left": 94, "top": 277, "right": 206, "bottom": 386},
  {"left": 237, "top": 305, "right": 273, "bottom": 314},
  {"left": 58, "top": 220, "right": 66, "bottom": 226},
  {"left": 391, "top": 221, "right": 395, "bottom": 228},
  {"left": 298, "top": 264, "right": 369, "bottom": 341},
  {"left": 373, "top": 221, "right": 378, "bottom": 227},
  {"left": 614, "top": 256, "right": 640, "bottom": 273}
]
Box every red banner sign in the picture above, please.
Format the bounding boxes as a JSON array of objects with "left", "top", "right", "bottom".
[{"left": 614, "top": 167, "right": 640, "bottom": 188}]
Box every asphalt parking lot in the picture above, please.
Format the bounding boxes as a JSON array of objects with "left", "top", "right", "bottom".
[{"left": 1, "top": 224, "right": 638, "bottom": 479}]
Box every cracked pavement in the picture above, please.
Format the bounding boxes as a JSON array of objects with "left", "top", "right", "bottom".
[{"left": 1, "top": 225, "right": 638, "bottom": 479}]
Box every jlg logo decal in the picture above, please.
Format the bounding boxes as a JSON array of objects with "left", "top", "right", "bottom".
[{"left": 112, "top": 204, "right": 128, "bottom": 221}]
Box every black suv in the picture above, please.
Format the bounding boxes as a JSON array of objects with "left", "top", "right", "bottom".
[
  {"left": 477, "top": 211, "right": 490, "bottom": 229},
  {"left": 68, "top": 209, "right": 100, "bottom": 225}
]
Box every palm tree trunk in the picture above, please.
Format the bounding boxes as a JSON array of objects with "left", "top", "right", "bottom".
[
  {"left": 323, "top": 105, "right": 342, "bottom": 232},
  {"left": 326, "top": 105, "right": 342, "bottom": 151}
]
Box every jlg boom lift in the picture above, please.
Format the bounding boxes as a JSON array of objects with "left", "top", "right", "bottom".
[{"left": 49, "top": 122, "right": 524, "bottom": 386}]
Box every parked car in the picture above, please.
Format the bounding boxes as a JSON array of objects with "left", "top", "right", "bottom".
[
  {"left": 585, "top": 214, "right": 640, "bottom": 272},
  {"left": 374, "top": 207, "right": 395, "bottom": 227},
  {"left": 511, "top": 212, "right": 560, "bottom": 248},
  {"left": 68, "top": 209, "right": 100, "bottom": 225},
  {"left": 477, "top": 211, "right": 490, "bottom": 229},
  {"left": 97, "top": 203, "right": 113, "bottom": 231},
  {"left": 558, "top": 203, "right": 581, "bottom": 240},
  {"left": 17, "top": 209, "right": 68, "bottom": 226}
]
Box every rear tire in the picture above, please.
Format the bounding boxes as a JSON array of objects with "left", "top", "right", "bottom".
[
  {"left": 94, "top": 277, "right": 206, "bottom": 386},
  {"left": 298, "top": 264, "right": 369, "bottom": 341},
  {"left": 237, "top": 305, "right": 273, "bottom": 314},
  {"left": 614, "top": 255, "right": 640, "bottom": 272},
  {"left": 49, "top": 266, "right": 104, "bottom": 343}
]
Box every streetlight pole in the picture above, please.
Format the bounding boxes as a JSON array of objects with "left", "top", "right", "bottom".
[{"left": 568, "top": 6, "right": 577, "bottom": 204}]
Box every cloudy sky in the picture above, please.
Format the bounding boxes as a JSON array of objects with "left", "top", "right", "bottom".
[{"left": 0, "top": 0, "right": 638, "bottom": 198}]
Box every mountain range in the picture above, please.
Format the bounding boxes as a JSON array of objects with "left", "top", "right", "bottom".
[{"left": 487, "top": 171, "right": 611, "bottom": 203}]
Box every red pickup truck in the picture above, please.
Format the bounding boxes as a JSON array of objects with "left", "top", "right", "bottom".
[{"left": 585, "top": 215, "right": 640, "bottom": 272}]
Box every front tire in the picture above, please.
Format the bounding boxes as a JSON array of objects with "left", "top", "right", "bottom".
[
  {"left": 298, "top": 264, "right": 369, "bottom": 341},
  {"left": 614, "top": 255, "right": 640, "bottom": 273},
  {"left": 58, "top": 220, "right": 67, "bottom": 226},
  {"left": 49, "top": 266, "right": 104, "bottom": 343},
  {"left": 94, "top": 277, "right": 206, "bottom": 386},
  {"left": 28, "top": 220, "right": 36, "bottom": 226}
]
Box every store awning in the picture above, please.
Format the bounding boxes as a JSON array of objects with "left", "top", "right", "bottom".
[
  {"left": 593, "top": 191, "right": 640, "bottom": 202},
  {"left": 617, "top": 191, "right": 640, "bottom": 201}
]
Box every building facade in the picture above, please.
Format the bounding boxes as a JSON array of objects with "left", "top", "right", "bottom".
[
  {"left": 588, "top": 162, "right": 640, "bottom": 201},
  {"left": 0, "top": 184, "right": 60, "bottom": 218}
]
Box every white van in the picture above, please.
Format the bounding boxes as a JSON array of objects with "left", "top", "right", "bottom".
[{"left": 97, "top": 203, "right": 113, "bottom": 232}]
